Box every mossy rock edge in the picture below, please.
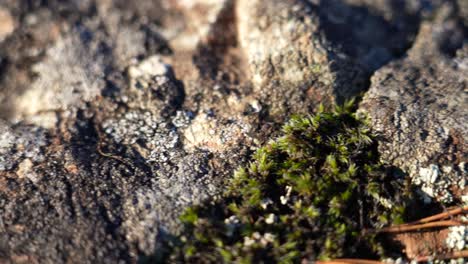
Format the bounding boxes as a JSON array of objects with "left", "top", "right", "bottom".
[{"left": 163, "top": 102, "right": 419, "bottom": 263}]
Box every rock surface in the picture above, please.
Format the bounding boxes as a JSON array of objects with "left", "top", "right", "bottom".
[
  {"left": 359, "top": 1, "right": 467, "bottom": 204},
  {"left": 0, "top": 0, "right": 465, "bottom": 262},
  {"left": 237, "top": 0, "right": 420, "bottom": 117},
  {"left": 0, "top": 7, "right": 15, "bottom": 42}
]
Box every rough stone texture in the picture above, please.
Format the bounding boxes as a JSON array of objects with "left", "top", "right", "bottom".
[
  {"left": 359, "top": 1, "right": 467, "bottom": 204},
  {"left": 0, "top": 121, "right": 48, "bottom": 173},
  {"left": 237, "top": 0, "right": 420, "bottom": 118},
  {"left": 14, "top": 28, "right": 107, "bottom": 124},
  {"left": 0, "top": 0, "right": 465, "bottom": 262}
]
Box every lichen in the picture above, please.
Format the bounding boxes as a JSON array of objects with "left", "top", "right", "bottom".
[
  {"left": 0, "top": 122, "right": 48, "bottom": 173},
  {"left": 413, "top": 163, "right": 466, "bottom": 204},
  {"left": 102, "top": 109, "right": 180, "bottom": 163},
  {"left": 446, "top": 225, "right": 468, "bottom": 251},
  {"left": 163, "top": 102, "right": 417, "bottom": 262}
]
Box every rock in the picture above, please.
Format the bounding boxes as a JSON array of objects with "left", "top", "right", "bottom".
[
  {"left": 237, "top": 0, "right": 419, "bottom": 118},
  {"left": 0, "top": 0, "right": 465, "bottom": 262},
  {"left": 125, "top": 56, "right": 184, "bottom": 118},
  {"left": 16, "top": 159, "right": 34, "bottom": 180},
  {"left": 128, "top": 56, "right": 171, "bottom": 80},
  {"left": 0, "top": 121, "right": 48, "bottom": 172},
  {"left": 0, "top": 7, "right": 15, "bottom": 42},
  {"left": 359, "top": 2, "right": 467, "bottom": 204},
  {"left": 13, "top": 29, "right": 107, "bottom": 124},
  {"left": 0, "top": 2, "right": 87, "bottom": 121},
  {"left": 457, "top": 0, "right": 468, "bottom": 27},
  {"left": 161, "top": 0, "right": 230, "bottom": 52}
]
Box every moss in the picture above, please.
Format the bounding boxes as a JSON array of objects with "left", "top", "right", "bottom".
[{"left": 165, "top": 101, "right": 416, "bottom": 263}]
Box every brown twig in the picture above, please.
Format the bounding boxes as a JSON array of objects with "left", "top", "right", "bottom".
[
  {"left": 414, "top": 250, "right": 468, "bottom": 262},
  {"left": 323, "top": 210, "right": 468, "bottom": 263},
  {"left": 316, "top": 259, "right": 383, "bottom": 264},
  {"left": 378, "top": 220, "right": 467, "bottom": 233},
  {"left": 403, "top": 205, "right": 468, "bottom": 225}
]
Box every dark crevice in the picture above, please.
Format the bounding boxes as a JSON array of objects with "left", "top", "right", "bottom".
[
  {"left": 318, "top": 0, "right": 421, "bottom": 71},
  {"left": 62, "top": 176, "right": 77, "bottom": 221},
  {"left": 300, "top": 0, "right": 423, "bottom": 104}
]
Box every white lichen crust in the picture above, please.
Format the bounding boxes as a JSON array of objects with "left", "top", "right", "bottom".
[
  {"left": 413, "top": 163, "right": 466, "bottom": 204},
  {"left": 446, "top": 225, "right": 468, "bottom": 251}
]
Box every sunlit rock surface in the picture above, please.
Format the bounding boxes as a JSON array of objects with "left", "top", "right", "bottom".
[
  {"left": 359, "top": 1, "right": 467, "bottom": 204},
  {"left": 0, "top": 0, "right": 465, "bottom": 262}
]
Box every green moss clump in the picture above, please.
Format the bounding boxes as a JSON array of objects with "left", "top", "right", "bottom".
[{"left": 167, "top": 103, "right": 413, "bottom": 263}]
